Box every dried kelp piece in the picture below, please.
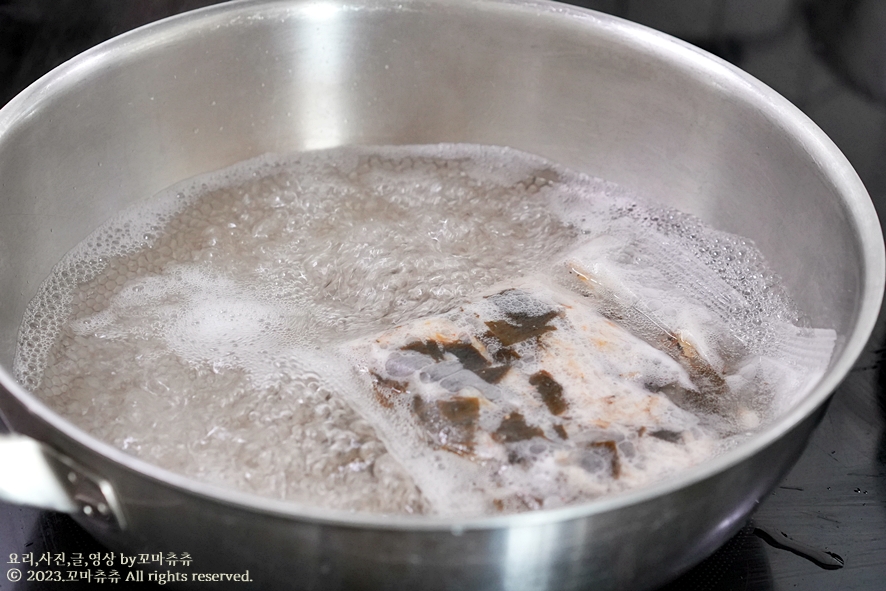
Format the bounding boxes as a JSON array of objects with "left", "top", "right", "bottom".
[
  {"left": 491, "top": 346, "right": 521, "bottom": 364},
  {"left": 369, "top": 372, "right": 408, "bottom": 409},
  {"left": 483, "top": 289, "right": 561, "bottom": 346},
  {"left": 402, "top": 340, "right": 446, "bottom": 361},
  {"left": 655, "top": 383, "right": 718, "bottom": 417},
  {"left": 441, "top": 341, "right": 489, "bottom": 373},
  {"left": 484, "top": 316, "right": 558, "bottom": 346},
  {"left": 529, "top": 370, "right": 568, "bottom": 416},
  {"left": 648, "top": 429, "right": 683, "bottom": 444},
  {"left": 588, "top": 440, "right": 621, "bottom": 479},
  {"left": 492, "top": 411, "right": 545, "bottom": 444},
  {"left": 473, "top": 364, "right": 510, "bottom": 384},
  {"left": 437, "top": 396, "right": 481, "bottom": 424},
  {"left": 655, "top": 333, "right": 730, "bottom": 414},
  {"left": 411, "top": 394, "right": 481, "bottom": 457},
  {"left": 562, "top": 438, "right": 621, "bottom": 479}
]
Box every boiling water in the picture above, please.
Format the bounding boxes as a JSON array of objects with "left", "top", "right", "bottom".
[{"left": 14, "top": 144, "right": 835, "bottom": 516}]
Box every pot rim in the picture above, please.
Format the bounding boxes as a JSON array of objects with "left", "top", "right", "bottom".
[{"left": 1, "top": 0, "right": 883, "bottom": 532}]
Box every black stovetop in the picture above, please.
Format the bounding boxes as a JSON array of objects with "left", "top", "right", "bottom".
[{"left": 2, "top": 1, "right": 885, "bottom": 589}]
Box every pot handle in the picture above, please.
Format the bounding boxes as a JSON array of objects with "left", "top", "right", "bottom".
[{"left": 0, "top": 433, "right": 126, "bottom": 531}]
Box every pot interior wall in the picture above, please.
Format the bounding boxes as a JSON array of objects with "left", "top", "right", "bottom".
[{"left": 0, "top": 0, "right": 868, "bottom": 374}]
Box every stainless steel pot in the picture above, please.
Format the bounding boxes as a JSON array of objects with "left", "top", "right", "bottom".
[{"left": 0, "top": 1, "right": 882, "bottom": 589}]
